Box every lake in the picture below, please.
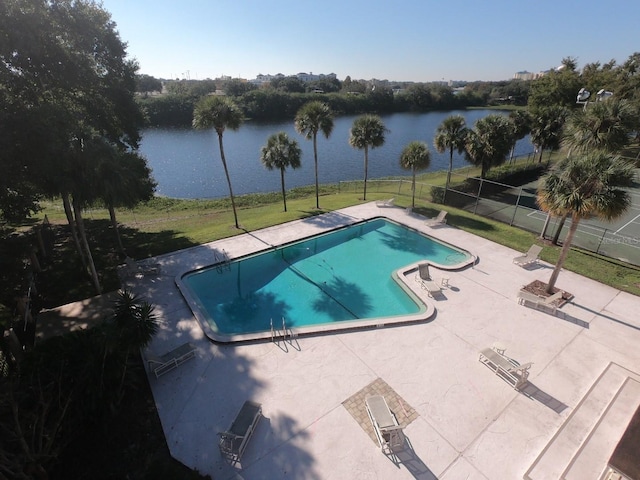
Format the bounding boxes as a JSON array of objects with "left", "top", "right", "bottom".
[{"left": 139, "top": 110, "right": 533, "bottom": 199}]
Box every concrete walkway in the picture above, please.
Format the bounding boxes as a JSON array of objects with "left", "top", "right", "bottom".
[{"left": 124, "top": 203, "right": 640, "bottom": 480}]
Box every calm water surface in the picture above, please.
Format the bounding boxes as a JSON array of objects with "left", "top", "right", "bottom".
[{"left": 140, "top": 110, "right": 533, "bottom": 199}]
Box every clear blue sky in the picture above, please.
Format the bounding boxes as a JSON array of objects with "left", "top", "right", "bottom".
[{"left": 101, "top": 0, "right": 639, "bottom": 82}]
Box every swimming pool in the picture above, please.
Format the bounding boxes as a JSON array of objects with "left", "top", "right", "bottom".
[{"left": 177, "top": 218, "right": 474, "bottom": 342}]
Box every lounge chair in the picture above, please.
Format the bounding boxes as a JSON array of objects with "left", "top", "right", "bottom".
[
  {"left": 415, "top": 263, "right": 442, "bottom": 297},
  {"left": 517, "top": 289, "right": 563, "bottom": 315},
  {"left": 146, "top": 342, "right": 196, "bottom": 378},
  {"left": 219, "top": 400, "right": 262, "bottom": 464},
  {"left": 426, "top": 210, "right": 447, "bottom": 227},
  {"left": 124, "top": 256, "right": 160, "bottom": 277},
  {"left": 513, "top": 245, "right": 542, "bottom": 267},
  {"left": 365, "top": 395, "right": 405, "bottom": 454},
  {"left": 375, "top": 198, "right": 395, "bottom": 207},
  {"left": 479, "top": 346, "right": 532, "bottom": 390}
]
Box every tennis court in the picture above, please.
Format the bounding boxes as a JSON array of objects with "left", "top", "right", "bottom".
[{"left": 446, "top": 172, "right": 640, "bottom": 266}]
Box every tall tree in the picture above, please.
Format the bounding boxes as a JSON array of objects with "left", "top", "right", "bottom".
[
  {"left": 507, "top": 110, "right": 532, "bottom": 162},
  {"left": 294, "top": 101, "right": 334, "bottom": 209},
  {"left": 349, "top": 115, "right": 387, "bottom": 201},
  {"left": 193, "top": 96, "right": 244, "bottom": 228},
  {"left": 434, "top": 115, "right": 467, "bottom": 203},
  {"left": 537, "top": 152, "right": 634, "bottom": 293},
  {"left": 96, "top": 146, "right": 156, "bottom": 255},
  {"left": 562, "top": 98, "right": 638, "bottom": 155},
  {"left": 529, "top": 105, "right": 569, "bottom": 162},
  {"left": 260, "top": 132, "right": 302, "bottom": 212},
  {"left": 463, "top": 114, "right": 513, "bottom": 178},
  {"left": 399, "top": 141, "right": 431, "bottom": 208}
]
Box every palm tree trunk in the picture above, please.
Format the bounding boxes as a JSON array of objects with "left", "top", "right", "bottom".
[
  {"left": 363, "top": 146, "right": 369, "bottom": 201},
  {"left": 108, "top": 204, "right": 126, "bottom": 256},
  {"left": 217, "top": 133, "right": 239, "bottom": 228},
  {"left": 411, "top": 168, "right": 416, "bottom": 208},
  {"left": 313, "top": 133, "right": 319, "bottom": 209},
  {"left": 280, "top": 168, "right": 287, "bottom": 212},
  {"left": 443, "top": 148, "right": 453, "bottom": 204},
  {"left": 546, "top": 213, "right": 579, "bottom": 294},
  {"left": 552, "top": 212, "right": 569, "bottom": 245},
  {"left": 62, "top": 192, "right": 87, "bottom": 269},
  {"left": 72, "top": 197, "right": 102, "bottom": 295}
]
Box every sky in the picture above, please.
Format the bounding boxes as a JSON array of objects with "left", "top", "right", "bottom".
[{"left": 100, "top": 0, "right": 639, "bottom": 83}]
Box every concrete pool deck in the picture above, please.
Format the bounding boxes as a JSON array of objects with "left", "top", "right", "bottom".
[{"left": 123, "top": 203, "right": 640, "bottom": 480}]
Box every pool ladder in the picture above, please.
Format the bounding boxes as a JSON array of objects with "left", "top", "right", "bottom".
[
  {"left": 214, "top": 249, "right": 231, "bottom": 273},
  {"left": 270, "top": 317, "right": 294, "bottom": 342}
]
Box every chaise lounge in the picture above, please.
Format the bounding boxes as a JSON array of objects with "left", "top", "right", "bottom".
[
  {"left": 517, "top": 289, "right": 564, "bottom": 315},
  {"left": 415, "top": 263, "right": 442, "bottom": 297},
  {"left": 513, "top": 245, "right": 542, "bottom": 268},
  {"left": 124, "top": 256, "right": 161, "bottom": 277},
  {"left": 375, "top": 198, "right": 395, "bottom": 207},
  {"left": 426, "top": 210, "right": 447, "bottom": 227},
  {"left": 146, "top": 342, "right": 196, "bottom": 378},
  {"left": 365, "top": 395, "right": 405, "bottom": 454},
  {"left": 219, "top": 400, "right": 262, "bottom": 464},
  {"left": 479, "top": 346, "right": 532, "bottom": 390}
]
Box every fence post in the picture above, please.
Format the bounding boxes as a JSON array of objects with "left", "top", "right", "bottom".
[{"left": 510, "top": 186, "right": 523, "bottom": 226}]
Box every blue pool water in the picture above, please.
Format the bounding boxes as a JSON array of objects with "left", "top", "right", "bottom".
[{"left": 180, "top": 218, "right": 472, "bottom": 340}]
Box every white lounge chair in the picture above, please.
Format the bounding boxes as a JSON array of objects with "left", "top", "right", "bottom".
[
  {"left": 375, "top": 198, "right": 395, "bottom": 207},
  {"left": 517, "top": 289, "right": 563, "bottom": 315},
  {"left": 513, "top": 245, "right": 542, "bottom": 267},
  {"left": 415, "top": 263, "right": 442, "bottom": 297},
  {"left": 479, "top": 346, "right": 532, "bottom": 390},
  {"left": 365, "top": 395, "right": 405, "bottom": 454},
  {"left": 146, "top": 342, "right": 196, "bottom": 378},
  {"left": 124, "top": 256, "right": 160, "bottom": 277},
  {"left": 219, "top": 400, "right": 262, "bottom": 464},
  {"left": 426, "top": 210, "right": 447, "bottom": 227}
]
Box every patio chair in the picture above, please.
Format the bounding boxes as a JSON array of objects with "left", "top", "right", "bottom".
[
  {"left": 146, "top": 342, "right": 196, "bottom": 378},
  {"left": 479, "top": 346, "right": 532, "bottom": 390},
  {"left": 415, "top": 262, "right": 442, "bottom": 297},
  {"left": 124, "top": 256, "right": 160, "bottom": 277},
  {"left": 375, "top": 198, "right": 395, "bottom": 207},
  {"left": 513, "top": 245, "right": 542, "bottom": 267},
  {"left": 426, "top": 210, "right": 447, "bottom": 227},
  {"left": 219, "top": 400, "right": 262, "bottom": 464},
  {"left": 517, "top": 289, "right": 563, "bottom": 315},
  {"left": 365, "top": 395, "right": 405, "bottom": 454}
]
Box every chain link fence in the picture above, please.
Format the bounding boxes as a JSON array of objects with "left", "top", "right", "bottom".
[{"left": 339, "top": 167, "right": 640, "bottom": 267}]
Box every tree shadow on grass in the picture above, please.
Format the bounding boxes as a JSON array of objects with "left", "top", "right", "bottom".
[{"left": 31, "top": 220, "right": 200, "bottom": 308}]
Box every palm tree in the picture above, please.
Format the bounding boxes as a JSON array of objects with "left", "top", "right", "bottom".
[
  {"left": 530, "top": 105, "right": 568, "bottom": 162},
  {"left": 507, "top": 110, "right": 532, "bottom": 162},
  {"left": 193, "top": 96, "right": 244, "bottom": 228},
  {"left": 537, "top": 152, "right": 634, "bottom": 293},
  {"left": 463, "top": 114, "right": 513, "bottom": 178},
  {"left": 349, "top": 115, "right": 387, "bottom": 201},
  {"left": 96, "top": 148, "right": 156, "bottom": 256},
  {"left": 562, "top": 98, "right": 638, "bottom": 155},
  {"left": 434, "top": 115, "right": 467, "bottom": 203},
  {"left": 294, "top": 101, "right": 334, "bottom": 209},
  {"left": 260, "top": 132, "right": 302, "bottom": 212},
  {"left": 399, "top": 141, "right": 431, "bottom": 208}
]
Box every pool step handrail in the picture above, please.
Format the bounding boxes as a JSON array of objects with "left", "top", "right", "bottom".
[
  {"left": 214, "top": 249, "right": 231, "bottom": 273},
  {"left": 270, "top": 317, "right": 293, "bottom": 342}
]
